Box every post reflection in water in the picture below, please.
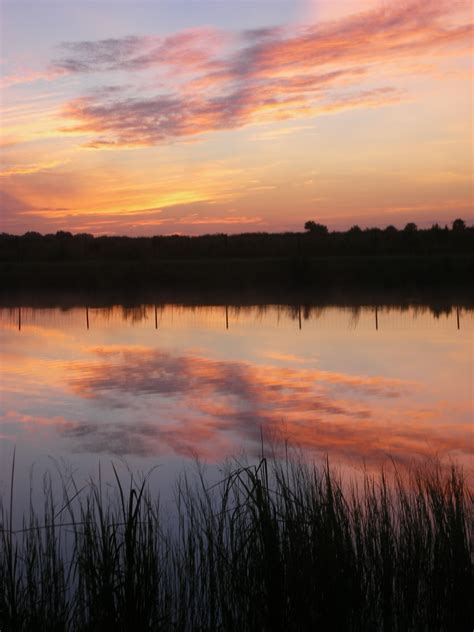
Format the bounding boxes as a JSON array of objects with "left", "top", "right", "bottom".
[{"left": 0, "top": 301, "right": 472, "bottom": 493}]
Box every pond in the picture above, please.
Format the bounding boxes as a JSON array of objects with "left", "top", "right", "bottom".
[{"left": 1, "top": 296, "right": 472, "bottom": 512}]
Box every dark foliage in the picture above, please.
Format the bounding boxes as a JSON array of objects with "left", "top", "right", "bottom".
[
  {"left": 0, "top": 221, "right": 472, "bottom": 290},
  {"left": 1, "top": 221, "right": 472, "bottom": 263},
  {"left": 304, "top": 221, "right": 328, "bottom": 235}
]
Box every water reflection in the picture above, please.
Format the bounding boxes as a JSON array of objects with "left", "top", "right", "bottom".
[
  {"left": 0, "top": 301, "right": 472, "bottom": 475},
  {"left": 4, "top": 302, "right": 472, "bottom": 332}
]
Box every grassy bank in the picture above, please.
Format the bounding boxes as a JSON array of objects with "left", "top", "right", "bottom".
[
  {"left": 1, "top": 254, "right": 473, "bottom": 291},
  {"left": 1, "top": 457, "right": 472, "bottom": 631}
]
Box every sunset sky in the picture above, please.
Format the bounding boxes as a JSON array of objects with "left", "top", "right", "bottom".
[{"left": 1, "top": 0, "right": 472, "bottom": 235}]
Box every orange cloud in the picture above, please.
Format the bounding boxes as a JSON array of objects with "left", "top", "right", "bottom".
[{"left": 0, "top": 160, "right": 68, "bottom": 178}]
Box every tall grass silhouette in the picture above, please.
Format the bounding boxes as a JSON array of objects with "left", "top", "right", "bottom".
[{"left": 1, "top": 454, "right": 472, "bottom": 631}]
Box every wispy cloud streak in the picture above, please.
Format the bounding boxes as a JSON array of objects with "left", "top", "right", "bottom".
[
  {"left": 55, "top": 28, "right": 230, "bottom": 74},
  {"left": 55, "top": 0, "right": 472, "bottom": 147}
]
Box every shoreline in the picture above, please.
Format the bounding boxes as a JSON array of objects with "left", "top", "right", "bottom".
[{"left": 2, "top": 254, "right": 473, "bottom": 291}]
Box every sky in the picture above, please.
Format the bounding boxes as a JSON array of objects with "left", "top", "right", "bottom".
[{"left": 0, "top": 0, "right": 473, "bottom": 236}]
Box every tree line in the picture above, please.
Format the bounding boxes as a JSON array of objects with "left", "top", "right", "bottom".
[{"left": 0, "top": 219, "right": 472, "bottom": 263}]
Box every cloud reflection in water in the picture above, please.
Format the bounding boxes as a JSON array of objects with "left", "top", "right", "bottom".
[{"left": 61, "top": 347, "right": 470, "bottom": 464}]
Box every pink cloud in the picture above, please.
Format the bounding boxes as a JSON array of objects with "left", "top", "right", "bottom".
[
  {"left": 3, "top": 409, "right": 76, "bottom": 430},
  {"left": 56, "top": 0, "right": 472, "bottom": 147},
  {"left": 55, "top": 28, "right": 231, "bottom": 74},
  {"left": 0, "top": 67, "right": 67, "bottom": 89},
  {"left": 60, "top": 79, "right": 400, "bottom": 147}
]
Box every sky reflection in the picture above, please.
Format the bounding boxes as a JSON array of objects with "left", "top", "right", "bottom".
[{"left": 0, "top": 303, "right": 472, "bottom": 476}]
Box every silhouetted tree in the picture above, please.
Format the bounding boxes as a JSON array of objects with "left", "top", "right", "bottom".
[
  {"left": 304, "top": 221, "right": 328, "bottom": 235},
  {"left": 404, "top": 222, "right": 418, "bottom": 233},
  {"left": 349, "top": 225, "right": 362, "bottom": 233},
  {"left": 452, "top": 218, "right": 466, "bottom": 231},
  {"left": 55, "top": 230, "right": 73, "bottom": 239}
]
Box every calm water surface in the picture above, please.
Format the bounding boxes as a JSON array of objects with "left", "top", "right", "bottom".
[{"left": 1, "top": 301, "right": 472, "bottom": 509}]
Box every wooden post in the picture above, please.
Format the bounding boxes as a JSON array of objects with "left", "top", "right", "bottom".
[
  {"left": 155, "top": 305, "right": 158, "bottom": 329},
  {"left": 86, "top": 307, "right": 89, "bottom": 330},
  {"left": 456, "top": 306, "right": 460, "bottom": 330},
  {"left": 18, "top": 307, "right": 21, "bottom": 331},
  {"left": 298, "top": 305, "right": 302, "bottom": 330},
  {"left": 375, "top": 306, "right": 378, "bottom": 331},
  {"left": 225, "top": 305, "right": 229, "bottom": 330}
]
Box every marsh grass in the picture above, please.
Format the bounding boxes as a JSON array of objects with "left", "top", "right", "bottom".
[{"left": 1, "top": 456, "right": 472, "bottom": 631}]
